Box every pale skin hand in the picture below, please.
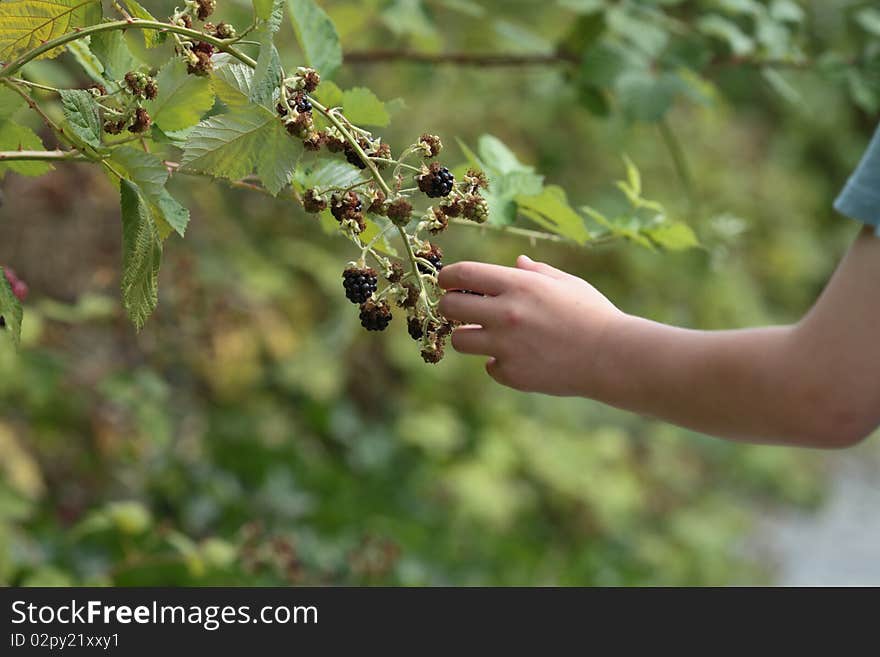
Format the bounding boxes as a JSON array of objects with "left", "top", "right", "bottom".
[{"left": 438, "top": 227, "right": 880, "bottom": 449}]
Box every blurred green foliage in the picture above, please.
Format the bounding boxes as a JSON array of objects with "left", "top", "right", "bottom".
[{"left": 1, "top": 0, "right": 877, "bottom": 585}]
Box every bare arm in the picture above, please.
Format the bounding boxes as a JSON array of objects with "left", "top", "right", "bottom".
[{"left": 438, "top": 228, "right": 880, "bottom": 448}]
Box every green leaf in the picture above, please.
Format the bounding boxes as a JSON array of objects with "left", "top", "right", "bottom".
[
  {"left": 253, "top": 0, "right": 275, "bottom": 20},
  {"left": 643, "top": 222, "right": 700, "bottom": 251},
  {"left": 0, "top": 87, "right": 25, "bottom": 120},
  {"left": 59, "top": 89, "right": 102, "bottom": 149},
  {"left": 341, "top": 87, "right": 389, "bottom": 127},
  {"left": 110, "top": 147, "right": 190, "bottom": 238},
  {"left": 478, "top": 135, "right": 532, "bottom": 175},
  {"left": 251, "top": 40, "right": 283, "bottom": 107},
  {"left": 212, "top": 57, "right": 256, "bottom": 110},
  {"left": 615, "top": 70, "right": 683, "bottom": 122},
  {"left": 89, "top": 29, "right": 139, "bottom": 81},
  {"left": 313, "top": 79, "right": 343, "bottom": 108},
  {"left": 856, "top": 8, "right": 880, "bottom": 38},
  {"left": 182, "top": 107, "right": 301, "bottom": 195},
  {"left": 67, "top": 39, "right": 106, "bottom": 86},
  {"left": 517, "top": 185, "right": 592, "bottom": 244},
  {"left": 147, "top": 60, "right": 215, "bottom": 132},
  {"left": 288, "top": 0, "right": 343, "bottom": 79},
  {"left": 251, "top": 0, "right": 285, "bottom": 105},
  {"left": 0, "top": 0, "right": 102, "bottom": 61},
  {"left": 697, "top": 14, "right": 755, "bottom": 57},
  {"left": 256, "top": 122, "right": 303, "bottom": 195},
  {"left": 0, "top": 123, "right": 52, "bottom": 177},
  {"left": 0, "top": 266, "right": 24, "bottom": 347},
  {"left": 119, "top": 179, "right": 163, "bottom": 330},
  {"left": 123, "top": 0, "right": 163, "bottom": 47},
  {"left": 294, "top": 155, "right": 369, "bottom": 190}
]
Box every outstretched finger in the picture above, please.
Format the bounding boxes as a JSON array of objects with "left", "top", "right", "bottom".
[{"left": 438, "top": 261, "right": 523, "bottom": 296}]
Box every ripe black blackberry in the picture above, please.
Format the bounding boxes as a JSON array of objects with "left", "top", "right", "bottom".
[
  {"left": 407, "top": 317, "right": 424, "bottom": 341},
  {"left": 343, "top": 267, "right": 378, "bottom": 305},
  {"left": 359, "top": 300, "right": 392, "bottom": 332},
  {"left": 292, "top": 93, "right": 312, "bottom": 114},
  {"left": 417, "top": 163, "right": 455, "bottom": 199},
  {"left": 344, "top": 144, "right": 368, "bottom": 169},
  {"left": 416, "top": 243, "right": 443, "bottom": 274}
]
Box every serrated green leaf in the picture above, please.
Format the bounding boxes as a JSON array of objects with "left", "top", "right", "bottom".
[
  {"left": 341, "top": 87, "right": 389, "bottom": 127},
  {"left": 0, "top": 0, "right": 102, "bottom": 61},
  {"left": 0, "top": 122, "right": 52, "bottom": 177},
  {"left": 478, "top": 135, "right": 532, "bottom": 175},
  {"left": 90, "top": 29, "right": 139, "bottom": 81},
  {"left": 294, "top": 155, "right": 370, "bottom": 190},
  {"left": 517, "top": 185, "right": 592, "bottom": 244},
  {"left": 251, "top": 40, "right": 282, "bottom": 107},
  {"left": 256, "top": 121, "right": 302, "bottom": 195},
  {"left": 110, "top": 147, "right": 190, "bottom": 237},
  {"left": 314, "top": 79, "right": 343, "bottom": 108},
  {"left": 123, "top": 0, "right": 162, "bottom": 47},
  {"left": 288, "top": 0, "right": 343, "bottom": 79},
  {"left": 147, "top": 60, "right": 215, "bottom": 132},
  {"left": 59, "top": 89, "right": 102, "bottom": 149},
  {"left": 251, "top": 0, "right": 285, "bottom": 105},
  {"left": 119, "top": 179, "right": 163, "bottom": 330},
  {"left": 212, "top": 57, "right": 256, "bottom": 110},
  {"left": 0, "top": 266, "right": 24, "bottom": 347},
  {"left": 182, "top": 107, "right": 300, "bottom": 194}
]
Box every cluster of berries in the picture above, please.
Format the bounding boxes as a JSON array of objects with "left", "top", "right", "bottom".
[
  {"left": 277, "top": 68, "right": 321, "bottom": 143},
  {"left": 100, "top": 72, "right": 157, "bottom": 135},
  {"left": 171, "top": 0, "right": 233, "bottom": 77},
  {"left": 1, "top": 268, "right": 28, "bottom": 329},
  {"left": 341, "top": 267, "right": 392, "bottom": 331}
]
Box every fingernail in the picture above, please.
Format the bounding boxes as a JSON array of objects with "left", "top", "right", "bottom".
[{"left": 519, "top": 254, "right": 533, "bottom": 263}]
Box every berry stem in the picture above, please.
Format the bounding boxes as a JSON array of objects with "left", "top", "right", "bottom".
[
  {"left": 0, "top": 19, "right": 257, "bottom": 79},
  {"left": 0, "top": 149, "right": 86, "bottom": 162}
]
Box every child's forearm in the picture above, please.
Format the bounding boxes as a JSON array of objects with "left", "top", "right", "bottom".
[
  {"left": 593, "top": 227, "right": 880, "bottom": 448},
  {"left": 594, "top": 320, "right": 816, "bottom": 445}
]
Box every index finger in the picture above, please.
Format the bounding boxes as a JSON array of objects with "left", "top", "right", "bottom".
[{"left": 437, "top": 261, "right": 524, "bottom": 296}]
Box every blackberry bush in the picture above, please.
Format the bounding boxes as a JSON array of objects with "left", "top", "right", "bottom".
[{"left": 0, "top": 0, "right": 699, "bottom": 363}]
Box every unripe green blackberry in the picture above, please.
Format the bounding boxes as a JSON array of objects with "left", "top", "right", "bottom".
[
  {"left": 386, "top": 198, "right": 413, "bottom": 226},
  {"left": 359, "top": 300, "right": 392, "bottom": 332},
  {"left": 464, "top": 168, "right": 490, "bottom": 192},
  {"left": 343, "top": 267, "right": 378, "bottom": 304},
  {"left": 386, "top": 261, "right": 404, "bottom": 283},
  {"left": 215, "top": 22, "right": 236, "bottom": 39},
  {"left": 462, "top": 194, "right": 489, "bottom": 224},
  {"left": 421, "top": 344, "right": 445, "bottom": 364},
  {"left": 415, "top": 243, "right": 443, "bottom": 274},
  {"left": 128, "top": 107, "right": 152, "bottom": 133},
  {"left": 426, "top": 206, "right": 449, "bottom": 235},
  {"left": 303, "top": 189, "right": 327, "bottom": 213},
  {"left": 417, "top": 163, "right": 455, "bottom": 198},
  {"left": 418, "top": 134, "right": 442, "bottom": 158},
  {"left": 367, "top": 190, "right": 387, "bottom": 215},
  {"left": 195, "top": 0, "right": 215, "bottom": 21}
]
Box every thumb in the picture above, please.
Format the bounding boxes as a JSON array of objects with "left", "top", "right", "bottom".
[{"left": 516, "top": 254, "right": 571, "bottom": 281}]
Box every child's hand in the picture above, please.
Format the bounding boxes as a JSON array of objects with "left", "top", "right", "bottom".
[{"left": 438, "top": 255, "right": 624, "bottom": 396}]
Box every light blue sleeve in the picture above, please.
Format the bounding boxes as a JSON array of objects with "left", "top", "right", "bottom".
[{"left": 835, "top": 126, "right": 880, "bottom": 230}]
